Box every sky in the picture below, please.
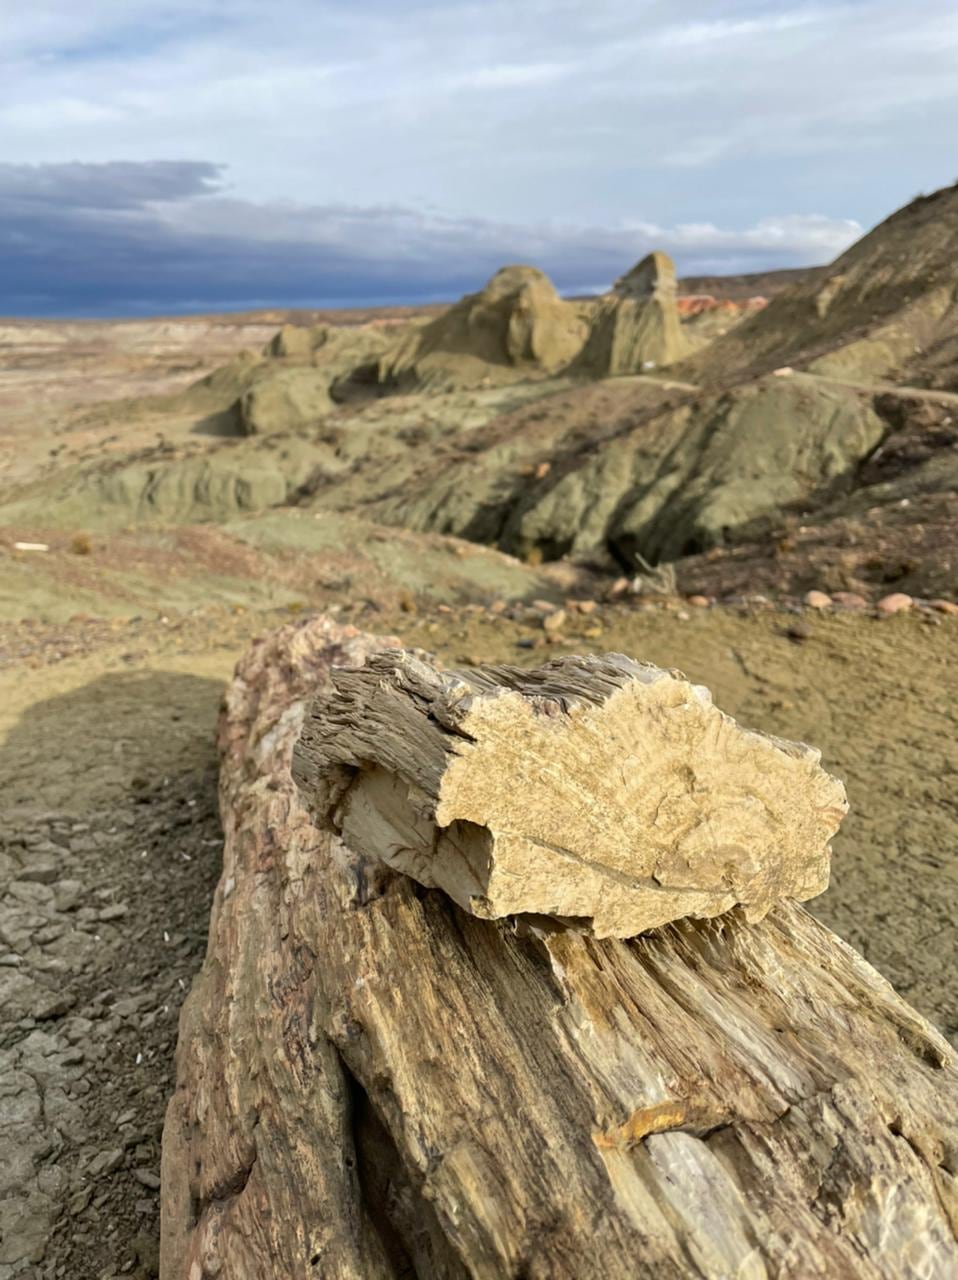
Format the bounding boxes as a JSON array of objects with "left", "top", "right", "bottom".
[{"left": 2, "top": 0, "right": 957, "bottom": 316}]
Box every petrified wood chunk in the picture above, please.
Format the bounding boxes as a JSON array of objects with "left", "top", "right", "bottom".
[
  {"left": 293, "top": 651, "right": 847, "bottom": 936},
  {"left": 162, "top": 621, "right": 958, "bottom": 1280}
]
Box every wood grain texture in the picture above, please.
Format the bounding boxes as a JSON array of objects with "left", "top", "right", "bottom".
[
  {"left": 161, "top": 620, "right": 958, "bottom": 1280},
  {"left": 294, "top": 650, "right": 847, "bottom": 936}
]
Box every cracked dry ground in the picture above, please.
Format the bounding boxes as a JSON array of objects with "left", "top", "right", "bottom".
[
  {"left": 1, "top": 603, "right": 956, "bottom": 1277},
  {"left": 0, "top": 663, "right": 224, "bottom": 1280}
]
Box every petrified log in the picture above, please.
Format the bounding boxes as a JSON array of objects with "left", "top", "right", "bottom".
[
  {"left": 293, "top": 651, "right": 847, "bottom": 936},
  {"left": 161, "top": 619, "right": 958, "bottom": 1280}
]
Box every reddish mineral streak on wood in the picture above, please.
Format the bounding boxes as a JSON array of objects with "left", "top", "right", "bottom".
[{"left": 161, "top": 617, "right": 958, "bottom": 1280}]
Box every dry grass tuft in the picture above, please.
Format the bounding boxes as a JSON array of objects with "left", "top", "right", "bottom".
[{"left": 630, "top": 551, "right": 678, "bottom": 597}]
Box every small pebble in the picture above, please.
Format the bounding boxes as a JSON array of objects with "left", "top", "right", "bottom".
[
  {"left": 16, "top": 859, "right": 60, "bottom": 885},
  {"left": 876, "top": 592, "right": 913, "bottom": 615},
  {"left": 832, "top": 591, "right": 867, "bottom": 610},
  {"left": 87, "top": 1148, "right": 124, "bottom": 1178},
  {"left": 68, "top": 1188, "right": 93, "bottom": 1217},
  {"left": 803, "top": 590, "right": 832, "bottom": 609},
  {"left": 687, "top": 595, "right": 710, "bottom": 608}
]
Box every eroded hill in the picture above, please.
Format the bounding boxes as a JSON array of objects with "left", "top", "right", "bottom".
[
  {"left": 686, "top": 182, "right": 958, "bottom": 390},
  {"left": 2, "top": 192, "right": 957, "bottom": 620}
]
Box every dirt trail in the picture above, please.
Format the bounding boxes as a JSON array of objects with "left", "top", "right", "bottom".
[{"left": 791, "top": 367, "right": 958, "bottom": 403}]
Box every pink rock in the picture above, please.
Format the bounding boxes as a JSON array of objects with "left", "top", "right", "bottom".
[
  {"left": 876, "top": 593, "right": 913, "bottom": 615},
  {"left": 930, "top": 598, "right": 958, "bottom": 616},
  {"left": 832, "top": 592, "right": 868, "bottom": 610},
  {"left": 688, "top": 595, "right": 710, "bottom": 608},
  {"left": 803, "top": 591, "right": 832, "bottom": 610}
]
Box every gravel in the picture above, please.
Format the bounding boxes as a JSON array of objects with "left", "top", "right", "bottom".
[{"left": 0, "top": 775, "right": 220, "bottom": 1278}]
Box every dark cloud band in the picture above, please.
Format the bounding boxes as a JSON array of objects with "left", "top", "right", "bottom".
[{"left": 0, "top": 161, "right": 856, "bottom": 316}]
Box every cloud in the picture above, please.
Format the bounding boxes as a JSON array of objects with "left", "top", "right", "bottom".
[
  {"left": 0, "top": 160, "right": 220, "bottom": 208},
  {"left": 646, "top": 10, "right": 830, "bottom": 48},
  {"left": 449, "top": 62, "right": 574, "bottom": 90},
  {"left": 0, "top": 161, "right": 861, "bottom": 316},
  {"left": 1, "top": 0, "right": 955, "bottom": 239},
  {"left": 2, "top": 0, "right": 952, "bottom": 314}
]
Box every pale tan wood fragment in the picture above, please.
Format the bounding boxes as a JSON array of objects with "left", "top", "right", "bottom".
[{"left": 294, "top": 651, "right": 847, "bottom": 936}]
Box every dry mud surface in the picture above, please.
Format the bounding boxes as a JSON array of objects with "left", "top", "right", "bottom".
[{"left": 1, "top": 601, "right": 955, "bottom": 1278}]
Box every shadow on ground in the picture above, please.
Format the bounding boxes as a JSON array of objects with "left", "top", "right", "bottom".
[
  {"left": 190, "top": 408, "right": 242, "bottom": 438},
  {"left": 0, "top": 669, "right": 225, "bottom": 1279}
]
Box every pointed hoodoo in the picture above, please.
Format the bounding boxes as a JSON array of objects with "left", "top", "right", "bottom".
[
  {"left": 575, "top": 249, "right": 691, "bottom": 376},
  {"left": 375, "top": 265, "right": 590, "bottom": 391},
  {"left": 612, "top": 248, "right": 680, "bottom": 301}
]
